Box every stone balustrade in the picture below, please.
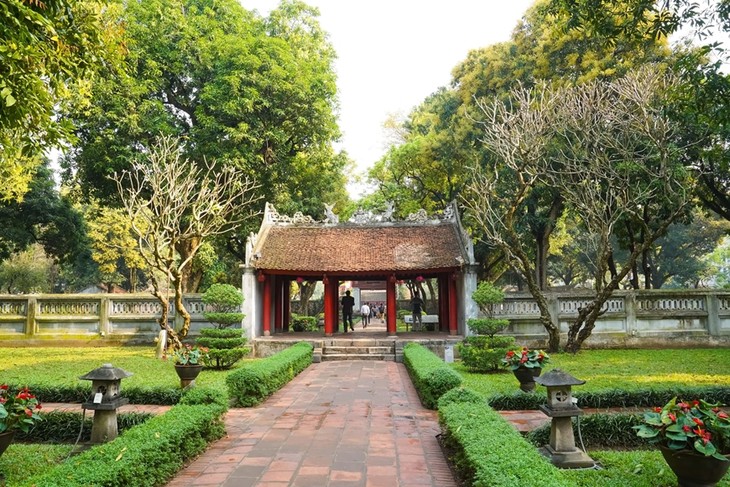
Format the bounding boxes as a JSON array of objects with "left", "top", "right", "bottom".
[
  {"left": 0, "top": 294, "right": 211, "bottom": 344},
  {"left": 491, "top": 289, "right": 730, "bottom": 347}
]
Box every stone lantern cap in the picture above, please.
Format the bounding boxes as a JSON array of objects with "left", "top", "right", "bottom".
[
  {"left": 535, "top": 368, "right": 585, "bottom": 388},
  {"left": 79, "top": 363, "right": 133, "bottom": 381}
]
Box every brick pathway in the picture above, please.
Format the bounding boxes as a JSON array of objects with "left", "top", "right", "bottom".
[{"left": 167, "top": 361, "right": 456, "bottom": 487}]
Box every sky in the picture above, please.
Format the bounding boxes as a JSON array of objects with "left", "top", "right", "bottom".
[{"left": 242, "top": 0, "right": 536, "bottom": 196}]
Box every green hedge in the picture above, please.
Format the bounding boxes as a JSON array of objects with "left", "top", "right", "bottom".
[
  {"left": 23, "top": 386, "right": 227, "bottom": 487},
  {"left": 526, "top": 412, "right": 645, "bottom": 450},
  {"left": 439, "top": 398, "right": 572, "bottom": 487},
  {"left": 4, "top": 383, "right": 182, "bottom": 406},
  {"left": 16, "top": 411, "right": 152, "bottom": 443},
  {"left": 487, "top": 385, "right": 730, "bottom": 410},
  {"left": 403, "top": 343, "right": 462, "bottom": 409},
  {"left": 226, "top": 342, "right": 313, "bottom": 407}
]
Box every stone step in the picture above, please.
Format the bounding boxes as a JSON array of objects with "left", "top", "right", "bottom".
[
  {"left": 321, "top": 353, "right": 395, "bottom": 361},
  {"left": 324, "top": 346, "right": 394, "bottom": 355},
  {"left": 322, "top": 338, "right": 380, "bottom": 347}
]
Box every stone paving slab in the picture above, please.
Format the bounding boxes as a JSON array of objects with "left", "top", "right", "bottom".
[{"left": 166, "top": 361, "right": 456, "bottom": 487}]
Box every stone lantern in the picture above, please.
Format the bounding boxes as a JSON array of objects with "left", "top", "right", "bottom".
[
  {"left": 79, "top": 364, "right": 133, "bottom": 444},
  {"left": 535, "top": 368, "right": 595, "bottom": 468}
]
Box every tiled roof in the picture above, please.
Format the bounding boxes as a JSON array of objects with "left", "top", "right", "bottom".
[{"left": 252, "top": 223, "right": 467, "bottom": 274}]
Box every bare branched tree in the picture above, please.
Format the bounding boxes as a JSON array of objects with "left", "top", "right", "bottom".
[
  {"left": 464, "top": 66, "right": 694, "bottom": 352},
  {"left": 114, "top": 135, "right": 260, "bottom": 349},
  {"left": 463, "top": 83, "right": 563, "bottom": 352}
]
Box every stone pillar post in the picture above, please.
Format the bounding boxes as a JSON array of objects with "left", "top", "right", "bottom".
[
  {"left": 463, "top": 264, "right": 479, "bottom": 336},
  {"left": 448, "top": 273, "right": 458, "bottom": 335},
  {"left": 99, "top": 296, "right": 111, "bottom": 337},
  {"left": 625, "top": 291, "right": 637, "bottom": 338},
  {"left": 26, "top": 296, "right": 37, "bottom": 336},
  {"left": 707, "top": 292, "right": 720, "bottom": 336},
  {"left": 242, "top": 266, "right": 258, "bottom": 340}
]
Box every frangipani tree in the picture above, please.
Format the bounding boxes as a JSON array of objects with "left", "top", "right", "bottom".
[{"left": 114, "top": 135, "right": 259, "bottom": 349}]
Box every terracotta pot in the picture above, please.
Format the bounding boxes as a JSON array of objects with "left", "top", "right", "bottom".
[
  {"left": 513, "top": 366, "right": 541, "bottom": 392},
  {"left": 174, "top": 364, "right": 203, "bottom": 388},
  {"left": 659, "top": 445, "right": 730, "bottom": 487},
  {"left": 0, "top": 431, "right": 15, "bottom": 458}
]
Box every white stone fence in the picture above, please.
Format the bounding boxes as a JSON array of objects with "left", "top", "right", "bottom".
[
  {"left": 490, "top": 290, "right": 730, "bottom": 347},
  {"left": 0, "top": 294, "right": 212, "bottom": 344}
]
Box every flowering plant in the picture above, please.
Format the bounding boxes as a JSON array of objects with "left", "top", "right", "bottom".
[
  {"left": 501, "top": 347, "right": 550, "bottom": 371},
  {"left": 0, "top": 385, "right": 43, "bottom": 433},
  {"left": 634, "top": 397, "right": 730, "bottom": 460},
  {"left": 172, "top": 344, "right": 209, "bottom": 366}
]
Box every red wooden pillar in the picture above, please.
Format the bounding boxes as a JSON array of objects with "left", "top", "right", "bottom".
[
  {"left": 274, "top": 276, "right": 283, "bottom": 333},
  {"left": 438, "top": 275, "right": 448, "bottom": 333},
  {"left": 330, "top": 278, "right": 340, "bottom": 333},
  {"left": 261, "top": 273, "right": 272, "bottom": 336},
  {"left": 386, "top": 274, "right": 397, "bottom": 336},
  {"left": 283, "top": 280, "right": 291, "bottom": 332},
  {"left": 448, "top": 273, "right": 458, "bottom": 335},
  {"left": 323, "top": 275, "right": 334, "bottom": 336}
]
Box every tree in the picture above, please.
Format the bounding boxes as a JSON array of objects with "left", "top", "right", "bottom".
[
  {"left": 465, "top": 67, "right": 694, "bottom": 352},
  {"left": 0, "top": 0, "right": 120, "bottom": 202},
  {"left": 0, "top": 244, "right": 53, "bottom": 294},
  {"left": 86, "top": 206, "right": 147, "bottom": 292},
  {"left": 61, "top": 0, "right": 347, "bottom": 261},
  {"left": 114, "top": 136, "right": 259, "bottom": 349}
]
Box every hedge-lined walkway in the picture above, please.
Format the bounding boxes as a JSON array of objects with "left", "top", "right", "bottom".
[{"left": 167, "top": 361, "right": 456, "bottom": 487}]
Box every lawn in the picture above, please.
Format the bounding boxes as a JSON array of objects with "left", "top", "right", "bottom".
[
  {"left": 0, "top": 346, "right": 253, "bottom": 392},
  {"left": 453, "top": 348, "right": 730, "bottom": 397}
]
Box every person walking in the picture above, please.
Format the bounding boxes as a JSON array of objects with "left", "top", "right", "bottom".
[
  {"left": 341, "top": 290, "right": 355, "bottom": 332},
  {"left": 411, "top": 292, "right": 424, "bottom": 330},
  {"left": 360, "top": 302, "right": 371, "bottom": 328}
]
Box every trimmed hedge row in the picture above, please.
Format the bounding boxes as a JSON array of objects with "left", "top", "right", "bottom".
[
  {"left": 226, "top": 342, "right": 313, "bottom": 407},
  {"left": 403, "top": 343, "right": 462, "bottom": 409},
  {"left": 16, "top": 411, "right": 152, "bottom": 443},
  {"left": 22, "top": 386, "right": 227, "bottom": 487},
  {"left": 526, "top": 412, "right": 646, "bottom": 450},
  {"left": 486, "top": 385, "right": 730, "bottom": 411},
  {"left": 5, "top": 383, "right": 182, "bottom": 406},
  {"left": 438, "top": 397, "right": 572, "bottom": 487}
]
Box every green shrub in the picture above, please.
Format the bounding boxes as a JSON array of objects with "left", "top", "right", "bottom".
[
  {"left": 437, "top": 387, "right": 485, "bottom": 409},
  {"left": 202, "top": 283, "right": 244, "bottom": 328},
  {"left": 487, "top": 385, "right": 730, "bottom": 411},
  {"left": 526, "top": 413, "right": 645, "bottom": 450},
  {"left": 403, "top": 343, "right": 462, "bottom": 409},
  {"left": 196, "top": 327, "right": 249, "bottom": 370},
  {"left": 6, "top": 384, "right": 182, "bottom": 406},
  {"left": 226, "top": 342, "right": 313, "bottom": 407},
  {"left": 438, "top": 401, "right": 572, "bottom": 487},
  {"left": 458, "top": 335, "right": 516, "bottom": 372},
  {"left": 291, "top": 313, "right": 319, "bottom": 332},
  {"left": 16, "top": 411, "right": 152, "bottom": 443},
  {"left": 23, "top": 403, "right": 226, "bottom": 487},
  {"left": 179, "top": 384, "right": 229, "bottom": 409}
]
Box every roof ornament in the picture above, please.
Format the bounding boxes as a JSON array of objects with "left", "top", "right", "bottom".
[
  {"left": 266, "top": 203, "right": 316, "bottom": 224},
  {"left": 406, "top": 209, "right": 429, "bottom": 223},
  {"left": 382, "top": 201, "right": 395, "bottom": 222},
  {"left": 349, "top": 208, "right": 371, "bottom": 224},
  {"left": 441, "top": 204, "right": 455, "bottom": 221},
  {"left": 323, "top": 203, "right": 339, "bottom": 224}
]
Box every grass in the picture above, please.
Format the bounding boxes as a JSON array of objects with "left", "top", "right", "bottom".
[
  {"left": 0, "top": 444, "right": 73, "bottom": 485},
  {"left": 564, "top": 450, "right": 730, "bottom": 487},
  {"left": 0, "top": 346, "right": 254, "bottom": 391},
  {"left": 453, "top": 348, "right": 730, "bottom": 397}
]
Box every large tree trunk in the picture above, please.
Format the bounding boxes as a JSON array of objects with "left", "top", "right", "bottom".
[
  {"left": 176, "top": 236, "right": 201, "bottom": 292},
  {"left": 298, "top": 282, "right": 317, "bottom": 315},
  {"left": 171, "top": 268, "right": 191, "bottom": 338}
]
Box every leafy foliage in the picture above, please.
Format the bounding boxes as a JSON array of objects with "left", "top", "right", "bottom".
[
  {"left": 196, "top": 328, "right": 249, "bottom": 370},
  {"left": 226, "top": 342, "right": 313, "bottom": 407},
  {"left": 458, "top": 335, "right": 516, "bottom": 373},
  {"left": 403, "top": 343, "right": 462, "bottom": 409},
  {"left": 23, "top": 403, "right": 226, "bottom": 487},
  {"left": 202, "top": 284, "right": 244, "bottom": 329},
  {"left": 290, "top": 313, "right": 319, "bottom": 332},
  {"left": 15, "top": 411, "right": 152, "bottom": 443}
]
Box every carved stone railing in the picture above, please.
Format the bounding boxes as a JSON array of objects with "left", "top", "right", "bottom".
[
  {"left": 0, "top": 294, "right": 215, "bottom": 340},
  {"left": 492, "top": 290, "right": 730, "bottom": 344}
]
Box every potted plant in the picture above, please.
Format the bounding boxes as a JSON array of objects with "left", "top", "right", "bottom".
[
  {"left": 0, "top": 385, "right": 43, "bottom": 457},
  {"left": 634, "top": 397, "right": 730, "bottom": 487},
  {"left": 458, "top": 281, "right": 515, "bottom": 372},
  {"left": 171, "top": 344, "right": 209, "bottom": 388},
  {"left": 501, "top": 347, "right": 550, "bottom": 392}
]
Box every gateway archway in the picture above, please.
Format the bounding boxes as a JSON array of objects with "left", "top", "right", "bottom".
[{"left": 241, "top": 202, "right": 478, "bottom": 339}]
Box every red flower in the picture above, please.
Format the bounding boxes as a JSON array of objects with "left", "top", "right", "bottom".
[
  {"left": 520, "top": 357, "right": 528, "bottom": 364},
  {"left": 683, "top": 425, "right": 691, "bottom": 433},
  {"left": 506, "top": 351, "right": 515, "bottom": 358},
  {"left": 653, "top": 407, "right": 662, "bottom": 413},
  {"left": 693, "top": 417, "right": 704, "bottom": 426},
  {"left": 668, "top": 413, "right": 677, "bottom": 422},
  {"left": 718, "top": 412, "right": 728, "bottom": 419},
  {"left": 24, "top": 408, "right": 33, "bottom": 417},
  {"left": 0, "top": 384, "right": 8, "bottom": 391},
  {"left": 35, "top": 403, "right": 42, "bottom": 410}
]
